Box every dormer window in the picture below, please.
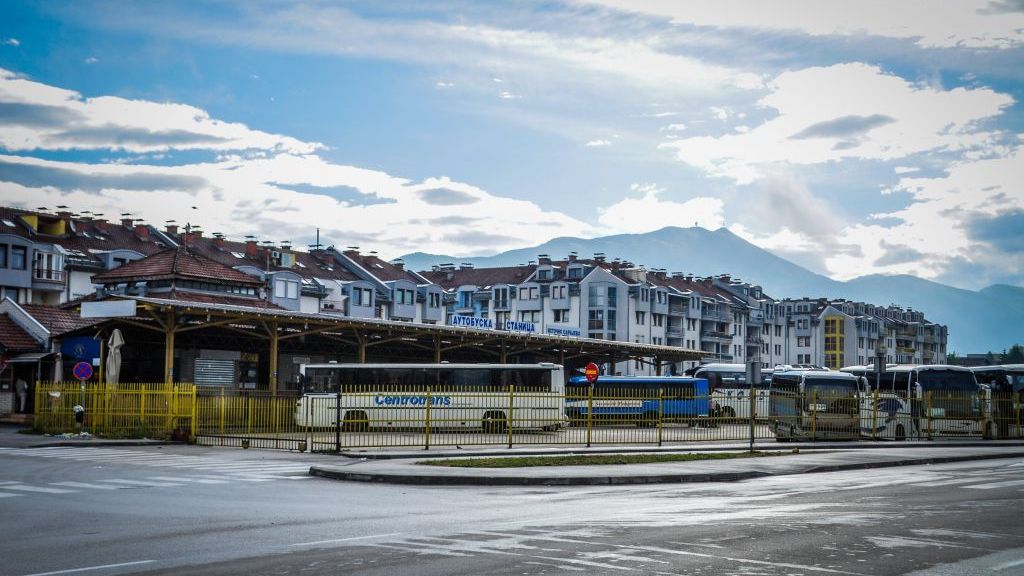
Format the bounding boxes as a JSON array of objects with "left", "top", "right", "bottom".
[{"left": 537, "top": 269, "right": 551, "bottom": 280}]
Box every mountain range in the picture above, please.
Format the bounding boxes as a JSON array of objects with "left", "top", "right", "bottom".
[{"left": 400, "top": 226, "right": 1024, "bottom": 354}]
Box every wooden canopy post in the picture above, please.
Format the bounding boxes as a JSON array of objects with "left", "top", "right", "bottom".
[
  {"left": 164, "top": 308, "right": 175, "bottom": 389},
  {"left": 268, "top": 322, "right": 279, "bottom": 395}
]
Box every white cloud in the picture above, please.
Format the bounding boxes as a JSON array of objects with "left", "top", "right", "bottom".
[
  {"left": 584, "top": 139, "right": 611, "bottom": 147},
  {"left": 435, "top": 81, "right": 454, "bottom": 88},
  {"left": 0, "top": 68, "right": 320, "bottom": 154},
  {"left": 587, "top": 0, "right": 1024, "bottom": 49},
  {"left": 2, "top": 38, "right": 19, "bottom": 47},
  {"left": 0, "top": 69, "right": 592, "bottom": 257},
  {"left": 662, "top": 63, "right": 1014, "bottom": 184},
  {"left": 498, "top": 91, "right": 520, "bottom": 99},
  {"left": 661, "top": 123, "right": 686, "bottom": 132},
  {"left": 826, "top": 147, "right": 1024, "bottom": 281},
  {"left": 710, "top": 106, "right": 731, "bottom": 121},
  {"left": 893, "top": 166, "right": 919, "bottom": 174},
  {"left": 84, "top": 57, "right": 99, "bottom": 64},
  {"left": 597, "top": 183, "right": 725, "bottom": 233}
]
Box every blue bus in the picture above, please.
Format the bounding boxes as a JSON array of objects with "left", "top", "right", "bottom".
[{"left": 565, "top": 376, "right": 710, "bottom": 427}]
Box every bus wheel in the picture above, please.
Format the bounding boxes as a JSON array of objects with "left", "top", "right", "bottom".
[
  {"left": 343, "top": 411, "right": 369, "bottom": 432},
  {"left": 895, "top": 424, "right": 906, "bottom": 441},
  {"left": 985, "top": 421, "right": 998, "bottom": 440},
  {"left": 722, "top": 406, "right": 736, "bottom": 421},
  {"left": 482, "top": 411, "right": 507, "bottom": 434},
  {"left": 567, "top": 410, "right": 583, "bottom": 427}
]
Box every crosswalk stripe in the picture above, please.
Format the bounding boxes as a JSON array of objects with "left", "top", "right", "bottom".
[
  {"left": 2, "top": 484, "right": 76, "bottom": 494},
  {"left": 911, "top": 477, "right": 998, "bottom": 487},
  {"left": 99, "top": 479, "right": 183, "bottom": 488},
  {"left": 50, "top": 481, "right": 121, "bottom": 490},
  {"left": 0, "top": 491, "right": 21, "bottom": 497},
  {"left": 147, "top": 476, "right": 228, "bottom": 484},
  {"left": 964, "top": 479, "right": 1024, "bottom": 490}
]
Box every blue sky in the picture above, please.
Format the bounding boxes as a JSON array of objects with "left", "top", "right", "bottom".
[{"left": 0, "top": 0, "right": 1022, "bottom": 290}]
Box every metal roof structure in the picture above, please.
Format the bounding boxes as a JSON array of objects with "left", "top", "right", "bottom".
[{"left": 69, "top": 295, "right": 703, "bottom": 393}]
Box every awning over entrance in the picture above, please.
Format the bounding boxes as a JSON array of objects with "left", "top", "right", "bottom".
[{"left": 7, "top": 352, "right": 54, "bottom": 363}]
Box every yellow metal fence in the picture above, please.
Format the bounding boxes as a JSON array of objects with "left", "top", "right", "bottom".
[
  {"left": 33, "top": 382, "right": 196, "bottom": 439},
  {"left": 33, "top": 383, "right": 1022, "bottom": 449}
]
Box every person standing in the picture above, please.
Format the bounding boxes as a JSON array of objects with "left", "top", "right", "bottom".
[{"left": 15, "top": 377, "right": 28, "bottom": 413}]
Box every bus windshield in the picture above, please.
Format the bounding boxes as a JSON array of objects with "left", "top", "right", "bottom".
[
  {"left": 803, "top": 377, "right": 858, "bottom": 397},
  {"left": 917, "top": 370, "right": 977, "bottom": 392}
]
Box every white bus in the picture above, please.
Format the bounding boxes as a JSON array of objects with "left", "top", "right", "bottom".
[
  {"left": 858, "top": 365, "right": 984, "bottom": 440},
  {"left": 971, "top": 365, "right": 1024, "bottom": 439},
  {"left": 768, "top": 369, "right": 861, "bottom": 441},
  {"left": 295, "top": 363, "right": 566, "bottom": 432},
  {"left": 692, "top": 363, "right": 780, "bottom": 420}
]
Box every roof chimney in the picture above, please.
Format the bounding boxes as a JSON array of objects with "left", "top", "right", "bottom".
[
  {"left": 567, "top": 252, "right": 577, "bottom": 262},
  {"left": 166, "top": 223, "right": 178, "bottom": 235},
  {"left": 134, "top": 224, "right": 151, "bottom": 239},
  {"left": 245, "top": 239, "right": 259, "bottom": 258},
  {"left": 538, "top": 254, "right": 551, "bottom": 265},
  {"left": 392, "top": 259, "right": 405, "bottom": 271},
  {"left": 121, "top": 217, "right": 134, "bottom": 228},
  {"left": 213, "top": 236, "right": 225, "bottom": 248}
]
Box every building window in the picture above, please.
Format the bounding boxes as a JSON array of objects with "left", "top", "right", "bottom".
[
  {"left": 551, "top": 285, "right": 566, "bottom": 299},
  {"left": 588, "top": 309, "right": 604, "bottom": 330},
  {"left": 493, "top": 287, "right": 508, "bottom": 308},
  {"left": 635, "top": 311, "right": 645, "bottom": 325},
  {"left": 10, "top": 245, "right": 26, "bottom": 270},
  {"left": 519, "top": 311, "right": 540, "bottom": 323},
  {"left": 652, "top": 313, "right": 664, "bottom": 327},
  {"left": 797, "top": 336, "right": 810, "bottom": 347},
  {"left": 429, "top": 292, "right": 441, "bottom": 308},
  {"left": 553, "top": 309, "right": 569, "bottom": 323}
]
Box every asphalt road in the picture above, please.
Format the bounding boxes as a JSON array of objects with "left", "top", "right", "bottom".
[{"left": 2, "top": 446, "right": 1023, "bottom": 576}]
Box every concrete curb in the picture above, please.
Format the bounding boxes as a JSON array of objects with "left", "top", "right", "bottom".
[
  {"left": 309, "top": 450, "right": 1024, "bottom": 486},
  {"left": 337, "top": 440, "right": 1024, "bottom": 460},
  {"left": 23, "top": 440, "right": 182, "bottom": 448}
]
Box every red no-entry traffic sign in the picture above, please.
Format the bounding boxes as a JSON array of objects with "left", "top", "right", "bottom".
[
  {"left": 584, "top": 362, "right": 599, "bottom": 384},
  {"left": 72, "top": 361, "right": 93, "bottom": 381}
]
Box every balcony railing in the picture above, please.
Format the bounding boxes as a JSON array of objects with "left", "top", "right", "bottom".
[{"left": 33, "top": 267, "right": 65, "bottom": 282}]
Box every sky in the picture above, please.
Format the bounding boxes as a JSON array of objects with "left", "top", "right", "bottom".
[{"left": 0, "top": 1, "right": 1022, "bottom": 290}]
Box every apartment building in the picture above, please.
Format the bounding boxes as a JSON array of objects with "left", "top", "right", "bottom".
[{"left": 0, "top": 205, "right": 947, "bottom": 375}]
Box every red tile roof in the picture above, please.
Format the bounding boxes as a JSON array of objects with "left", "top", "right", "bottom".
[
  {"left": 19, "top": 305, "right": 100, "bottom": 337},
  {"left": 418, "top": 265, "right": 537, "bottom": 290},
  {"left": 154, "top": 290, "right": 282, "bottom": 309},
  {"left": 0, "top": 314, "right": 40, "bottom": 351},
  {"left": 91, "top": 248, "right": 264, "bottom": 286},
  {"left": 342, "top": 251, "right": 423, "bottom": 284},
  {"left": 173, "top": 235, "right": 362, "bottom": 282}
]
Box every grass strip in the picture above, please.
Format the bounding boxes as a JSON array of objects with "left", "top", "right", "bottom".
[{"left": 419, "top": 451, "right": 786, "bottom": 468}]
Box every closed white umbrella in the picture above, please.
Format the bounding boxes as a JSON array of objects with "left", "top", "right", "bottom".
[{"left": 105, "top": 329, "right": 124, "bottom": 387}]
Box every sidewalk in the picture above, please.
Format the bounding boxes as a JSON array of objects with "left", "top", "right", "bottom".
[
  {"left": 310, "top": 444, "right": 1024, "bottom": 486},
  {"left": 0, "top": 424, "right": 179, "bottom": 448}
]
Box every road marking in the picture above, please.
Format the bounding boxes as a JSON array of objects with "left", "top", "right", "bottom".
[
  {"left": 964, "top": 479, "right": 1024, "bottom": 490},
  {"left": 146, "top": 476, "right": 229, "bottom": 484},
  {"left": 290, "top": 532, "right": 403, "bottom": 546},
  {"left": 994, "top": 557, "right": 1024, "bottom": 570},
  {"left": 627, "top": 544, "right": 865, "bottom": 575},
  {"left": 2, "top": 484, "right": 76, "bottom": 494},
  {"left": 50, "top": 482, "right": 121, "bottom": 490},
  {"left": 99, "top": 479, "right": 182, "bottom": 488},
  {"left": 0, "top": 491, "right": 21, "bottom": 498},
  {"left": 911, "top": 477, "right": 1006, "bottom": 487},
  {"left": 20, "top": 559, "right": 156, "bottom": 576}
]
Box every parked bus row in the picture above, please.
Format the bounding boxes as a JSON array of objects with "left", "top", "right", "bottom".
[{"left": 292, "top": 362, "right": 1022, "bottom": 441}]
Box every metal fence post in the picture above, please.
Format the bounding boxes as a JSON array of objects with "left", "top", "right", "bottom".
[
  {"left": 190, "top": 385, "right": 197, "bottom": 440},
  {"left": 926, "top": 391, "right": 933, "bottom": 440},
  {"left": 424, "top": 385, "right": 432, "bottom": 451},
  {"left": 586, "top": 384, "right": 593, "bottom": 448},
  {"left": 507, "top": 384, "right": 515, "bottom": 449},
  {"left": 749, "top": 383, "right": 755, "bottom": 452},
  {"left": 657, "top": 388, "right": 663, "bottom": 447},
  {"left": 811, "top": 390, "right": 817, "bottom": 441},
  {"left": 334, "top": 386, "right": 341, "bottom": 453},
  {"left": 871, "top": 388, "right": 878, "bottom": 441}
]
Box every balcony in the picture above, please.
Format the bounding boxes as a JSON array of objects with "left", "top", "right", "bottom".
[
  {"left": 745, "top": 335, "right": 763, "bottom": 344},
  {"left": 701, "top": 309, "right": 729, "bottom": 321},
  {"left": 701, "top": 330, "right": 732, "bottom": 342},
  {"left": 32, "top": 267, "right": 65, "bottom": 283}
]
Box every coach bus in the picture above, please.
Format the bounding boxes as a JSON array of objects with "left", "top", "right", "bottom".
[
  {"left": 769, "top": 369, "right": 861, "bottom": 441},
  {"left": 858, "top": 365, "right": 984, "bottom": 440},
  {"left": 971, "top": 365, "right": 1024, "bottom": 439},
  {"left": 692, "top": 363, "right": 769, "bottom": 420},
  {"left": 295, "top": 363, "right": 565, "bottom": 433},
  {"left": 564, "top": 375, "right": 710, "bottom": 427}
]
